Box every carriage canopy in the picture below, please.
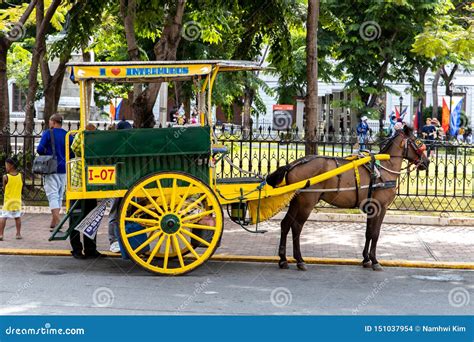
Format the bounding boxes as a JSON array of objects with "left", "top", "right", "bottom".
[{"left": 67, "top": 60, "right": 265, "bottom": 82}]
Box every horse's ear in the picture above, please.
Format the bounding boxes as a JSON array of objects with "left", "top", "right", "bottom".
[{"left": 403, "top": 125, "right": 412, "bottom": 136}]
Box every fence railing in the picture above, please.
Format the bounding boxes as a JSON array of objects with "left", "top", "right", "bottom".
[{"left": 1, "top": 124, "right": 473, "bottom": 212}]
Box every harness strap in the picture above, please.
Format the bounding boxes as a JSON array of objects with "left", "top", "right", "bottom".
[
  {"left": 367, "top": 154, "right": 377, "bottom": 201},
  {"left": 334, "top": 158, "right": 341, "bottom": 192},
  {"left": 352, "top": 161, "right": 361, "bottom": 206}
]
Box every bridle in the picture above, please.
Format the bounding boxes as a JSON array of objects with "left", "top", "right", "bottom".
[
  {"left": 379, "top": 130, "right": 428, "bottom": 174},
  {"left": 400, "top": 131, "right": 427, "bottom": 168}
]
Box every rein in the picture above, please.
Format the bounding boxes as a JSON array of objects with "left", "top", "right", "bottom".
[{"left": 378, "top": 157, "right": 417, "bottom": 175}]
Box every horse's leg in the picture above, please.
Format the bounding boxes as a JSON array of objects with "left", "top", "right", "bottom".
[
  {"left": 279, "top": 201, "right": 298, "bottom": 269},
  {"left": 291, "top": 205, "right": 313, "bottom": 271},
  {"left": 369, "top": 207, "right": 387, "bottom": 271},
  {"left": 362, "top": 214, "right": 378, "bottom": 268}
]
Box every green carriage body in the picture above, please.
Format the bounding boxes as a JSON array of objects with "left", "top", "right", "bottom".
[{"left": 82, "top": 126, "right": 211, "bottom": 192}]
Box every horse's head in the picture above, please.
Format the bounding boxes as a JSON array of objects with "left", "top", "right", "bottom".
[
  {"left": 397, "top": 125, "right": 430, "bottom": 170},
  {"left": 381, "top": 125, "right": 430, "bottom": 170}
]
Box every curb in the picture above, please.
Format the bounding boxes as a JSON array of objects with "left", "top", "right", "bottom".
[
  {"left": 1, "top": 248, "right": 473, "bottom": 270},
  {"left": 20, "top": 206, "right": 474, "bottom": 226}
]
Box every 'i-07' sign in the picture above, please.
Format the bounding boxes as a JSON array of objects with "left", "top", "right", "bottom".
[{"left": 87, "top": 166, "right": 117, "bottom": 185}]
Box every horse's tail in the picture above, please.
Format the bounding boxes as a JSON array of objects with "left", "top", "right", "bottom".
[{"left": 266, "top": 164, "right": 290, "bottom": 188}]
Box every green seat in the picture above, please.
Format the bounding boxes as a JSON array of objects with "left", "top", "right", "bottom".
[{"left": 82, "top": 126, "right": 211, "bottom": 191}]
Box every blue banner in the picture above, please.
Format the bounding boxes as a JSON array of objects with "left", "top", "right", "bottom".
[
  {"left": 0, "top": 316, "right": 472, "bottom": 342},
  {"left": 449, "top": 98, "right": 463, "bottom": 137}
]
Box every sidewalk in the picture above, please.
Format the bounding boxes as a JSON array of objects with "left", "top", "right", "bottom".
[{"left": 0, "top": 213, "right": 473, "bottom": 263}]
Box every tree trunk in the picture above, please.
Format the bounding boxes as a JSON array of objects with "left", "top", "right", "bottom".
[
  {"left": 24, "top": 0, "right": 62, "bottom": 132},
  {"left": 120, "top": 0, "right": 142, "bottom": 100},
  {"left": 417, "top": 65, "right": 428, "bottom": 107},
  {"left": 42, "top": 59, "right": 67, "bottom": 121},
  {"left": 0, "top": 0, "right": 37, "bottom": 154},
  {"left": 132, "top": 0, "right": 186, "bottom": 128},
  {"left": 25, "top": 0, "right": 44, "bottom": 138},
  {"left": 242, "top": 87, "right": 253, "bottom": 138},
  {"left": 0, "top": 45, "right": 11, "bottom": 156},
  {"left": 304, "top": 0, "right": 320, "bottom": 155},
  {"left": 432, "top": 68, "right": 442, "bottom": 118},
  {"left": 441, "top": 64, "right": 458, "bottom": 96}
]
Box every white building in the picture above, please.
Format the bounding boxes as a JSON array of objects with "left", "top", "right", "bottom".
[{"left": 256, "top": 65, "right": 474, "bottom": 134}]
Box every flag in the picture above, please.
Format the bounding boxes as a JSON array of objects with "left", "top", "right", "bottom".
[
  {"left": 414, "top": 99, "right": 422, "bottom": 131},
  {"left": 441, "top": 98, "right": 450, "bottom": 133},
  {"left": 110, "top": 98, "right": 123, "bottom": 120},
  {"left": 395, "top": 106, "right": 407, "bottom": 121},
  {"left": 75, "top": 199, "right": 113, "bottom": 239},
  {"left": 449, "top": 98, "right": 463, "bottom": 137},
  {"left": 110, "top": 100, "right": 116, "bottom": 120},
  {"left": 115, "top": 100, "right": 122, "bottom": 120}
]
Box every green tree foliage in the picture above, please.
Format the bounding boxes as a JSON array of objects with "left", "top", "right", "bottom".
[{"left": 412, "top": 1, "right": 473, "bottom": 63}]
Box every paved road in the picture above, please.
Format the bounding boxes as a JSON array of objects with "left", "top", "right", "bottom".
[{"left": 0, "top": 255, "right": 472, "bottom": 315}]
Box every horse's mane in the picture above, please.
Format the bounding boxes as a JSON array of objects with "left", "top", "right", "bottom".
[{"left": 379, "top": 125, "right": 413, "bottom": 153}]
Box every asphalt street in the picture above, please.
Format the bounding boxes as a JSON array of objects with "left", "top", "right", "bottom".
[{"left": 0, "top": 255, "right": 472, "bottom": 315}]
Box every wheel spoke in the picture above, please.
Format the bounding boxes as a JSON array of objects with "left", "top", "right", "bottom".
[
  {"left": 146, "top": 234, "right": 166, "bottom": 264},
  {"left": 163, "top": 235, "right": 171, "bottom": 269},
  {"left": 125, "top": 217, "right": 159, "bottom": 226},
  {"left": 141, "top": 187, "right": 165, "bottom": 215},
  {"left": 169, "top": 179, "right": 177, "bottom": 211},
  {"left": 182, "top": 222, "right": 216, "bottom": 231},
  {"left": 133, "top": 231, "right": 162, "bottom": 254},
  {"left": 181, "top": 229, "right": 211, "bottom": 247},
  {"left": 156, "top": 179, "right": 168, "bottom": 211},
  {"left": 179, "top": 194, "right": 206, "bottom": 216},
  {"left": 181, "top": 210, "right": 215, "bottom": 223},
  {"left": 175, "top": 184, "right": 193, "bottom": 214},
  {"left": 129, "top": 200, "right": 161, "bottom": 219},
  {"left": 125, "top": 225, "right": 160, "bottom": 238},
  {"left": 172, "top": 235, "right": 185, "bottom": 268},
  {"left": 177, "top": 232, "right": 200, "bottom": 259}
]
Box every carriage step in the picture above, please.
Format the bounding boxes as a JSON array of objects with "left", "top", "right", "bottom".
[
  {"left": 50, "top": 231, "right": 71, "bottom": 240},
  {"left": 48, "top": 201, "right": 82, "bottom": 241}
]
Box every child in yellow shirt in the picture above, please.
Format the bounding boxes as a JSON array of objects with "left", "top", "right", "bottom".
[{"left": 0, "top": 158, "right": 23, "bottom": 240}]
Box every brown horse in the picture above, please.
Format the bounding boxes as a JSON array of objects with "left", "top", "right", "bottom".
[{"left": 266, "top": 125, "right": 430, "bottom": 271}]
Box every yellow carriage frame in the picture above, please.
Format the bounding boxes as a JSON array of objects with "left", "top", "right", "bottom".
[{"left": 64, "top": 60, "right": 390, "bottom": 275}]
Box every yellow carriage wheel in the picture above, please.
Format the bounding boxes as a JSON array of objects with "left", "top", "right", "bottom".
[
  {"left": 119, "top": 171, "right": 223, "bottom": 275},
  {"left": 128, "top": 204, "right": 190, "bottom": 259}
]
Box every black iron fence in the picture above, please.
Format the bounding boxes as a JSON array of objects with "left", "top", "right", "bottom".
[{"left": 1, "top": 123, "right": 473, "bottom": 213}]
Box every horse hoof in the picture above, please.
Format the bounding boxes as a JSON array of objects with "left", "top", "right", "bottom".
[
  {"left": 372, "top": 263, "right": 383, "bottom": 271},
  {"left": 279, "top": 261, "right": 289, "bottom": 269},
  {"left": 362, "top": 260, "right": 372, "bottom": 268},
  {"left": 297, "top": 262, "right": 307, "bottom": 271}
]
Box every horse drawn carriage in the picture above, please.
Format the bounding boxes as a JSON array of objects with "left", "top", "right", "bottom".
[{"left": 49, "top": 60, "right": 427, "bottom": 275}]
